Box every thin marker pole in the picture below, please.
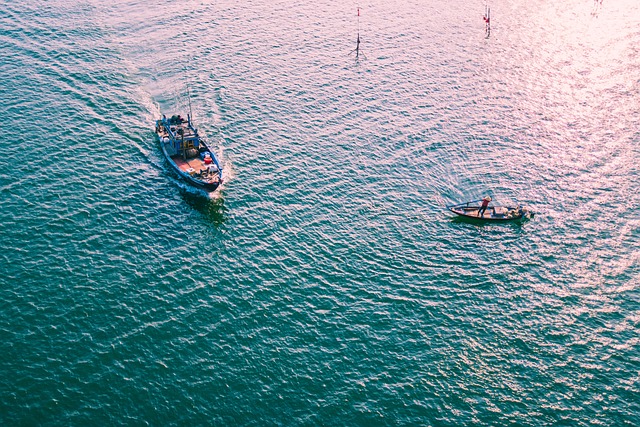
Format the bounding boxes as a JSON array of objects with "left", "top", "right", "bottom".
[
  {"left": 349, "top": 6, "right": 365, "bottom": 60},
  {"left": 356, "top": 7, "right": 360, "bottom": 58},
  {"left": 484, "top": 4, "right": 491, "bottom": 38}
]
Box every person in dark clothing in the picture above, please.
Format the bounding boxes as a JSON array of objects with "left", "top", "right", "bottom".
[{"left": 478, "top": 196, "right": 491, "bottom": 217}]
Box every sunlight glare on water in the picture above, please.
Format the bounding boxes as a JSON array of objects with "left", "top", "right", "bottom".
[{"left": 0, "top": 0, "right": 638, "bottom": 425}]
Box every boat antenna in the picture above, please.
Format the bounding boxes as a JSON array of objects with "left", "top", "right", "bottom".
[
  {"left": 349, "top": 6, "right": 366, "bottom": 60},
  {"left": 187, "top": 85, "right": 194, "bottom": 123}
]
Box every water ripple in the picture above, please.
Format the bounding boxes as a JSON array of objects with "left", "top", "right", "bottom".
[{"left": 0, "top": 0, "right": 638, "bottom": 425}]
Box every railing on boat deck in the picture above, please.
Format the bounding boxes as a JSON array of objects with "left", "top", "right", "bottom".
[
  {"left": 160, "top": 116, "right": 198, "bottom": 153},
  {"left": 187, "top": 114, "right": 198, "bottom": 135}
]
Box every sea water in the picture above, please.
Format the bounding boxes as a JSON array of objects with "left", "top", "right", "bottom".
[{"left": 0, "top": 0, "right": 638, "bottom": 425}]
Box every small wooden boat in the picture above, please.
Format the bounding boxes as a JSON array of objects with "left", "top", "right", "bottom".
[
  {"left": 155, "top": 114, "right": 223, "bottom": 192},
  {"left": 447, "top": 199, "right": 534, "bottom": 221}
]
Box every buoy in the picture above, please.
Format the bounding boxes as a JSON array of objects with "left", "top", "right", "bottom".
[{"left": 204, "top": 153, "right": 212, "bottom": 165}]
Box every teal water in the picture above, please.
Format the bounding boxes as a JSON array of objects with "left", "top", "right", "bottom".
[{"left": 1, "top": 0, "right": 638, "bottom": 425}]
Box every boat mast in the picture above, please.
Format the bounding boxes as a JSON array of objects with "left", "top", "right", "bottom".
[{"left": 187, "top": 85, "right": 193, "bottom": 124}]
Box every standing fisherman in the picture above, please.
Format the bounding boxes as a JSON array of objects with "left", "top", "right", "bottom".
[{"left": 478, "top": 196, "right": 491, "bottom": 217}]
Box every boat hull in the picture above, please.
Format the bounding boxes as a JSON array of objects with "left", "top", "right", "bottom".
[
  {"left": 159, "top": 142, "right": 221, "bottom": 192},
  {"left": 447, "top": 201, "right": 534, "bottom": 221},
  {"left": 155, "top": 115, "right": 223, "bottom": 192}
]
